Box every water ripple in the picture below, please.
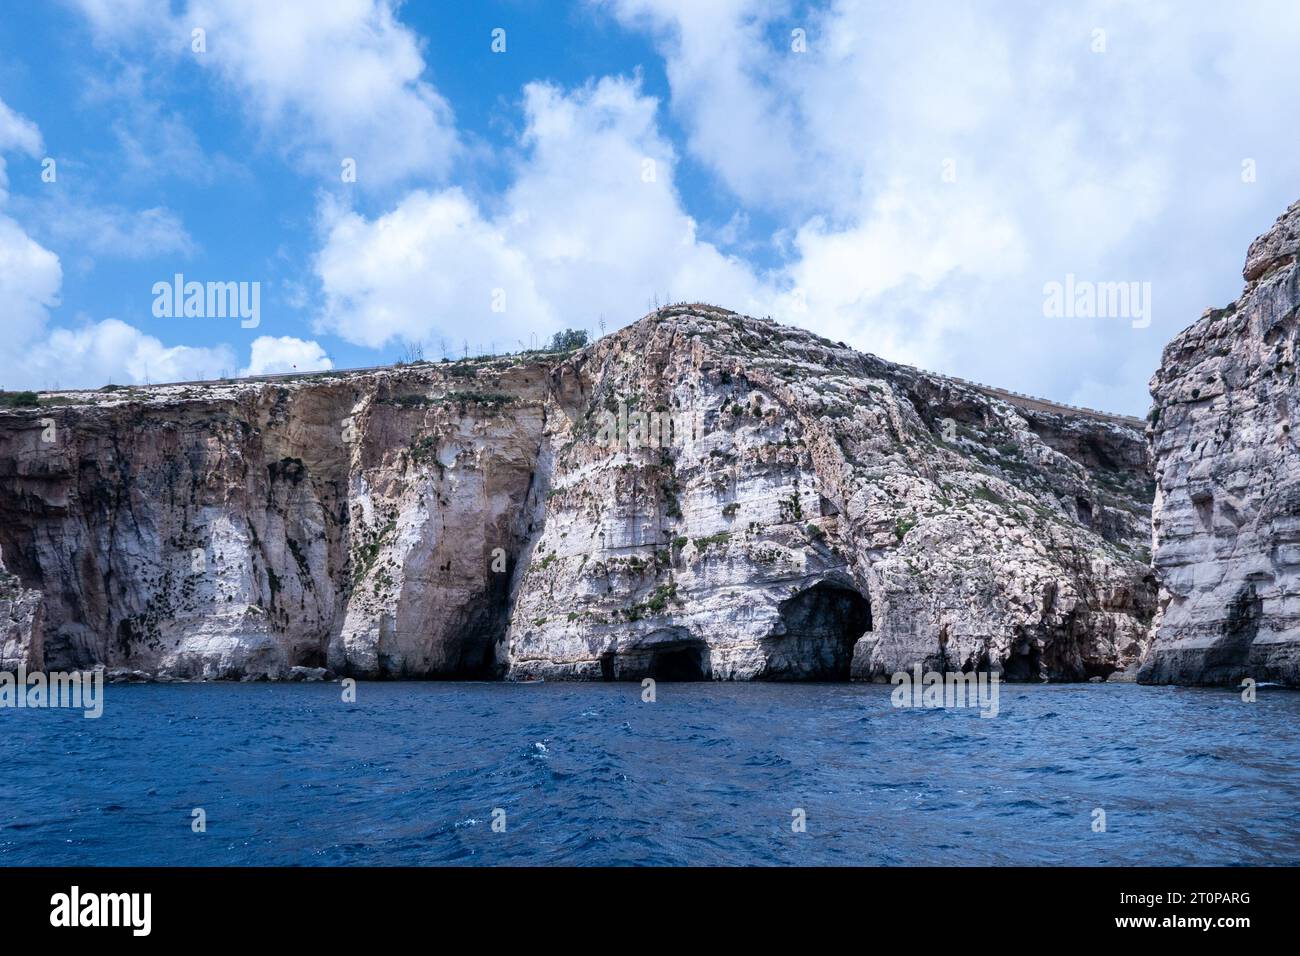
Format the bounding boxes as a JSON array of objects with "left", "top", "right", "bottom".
[{"left": 0, "top": 682, "right": 1297, "bottom": 865}]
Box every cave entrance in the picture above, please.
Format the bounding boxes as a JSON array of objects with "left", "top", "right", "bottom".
[
  {"left": 764, "top": 582, "right": 872, "bottom": 680},
  {"left": 649, "top": 644, "right": 708, "bottom": 681},
  {"left": 607, "top": 633, "right": 711, "bottom": 681},
  {"left": 1003, "top": 640, "right": 1042, "bottom": 681}
]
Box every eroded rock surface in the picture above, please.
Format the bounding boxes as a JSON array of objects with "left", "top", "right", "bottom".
[
  {"left": 1141, "top": 199, "right": 1300, "bottom": 686},
  {"left": 0, "top": 545, "right": 43, "bottom": 671},
  {"left": 0, "top": 308, "right": 1155, "bottom": 681},
  {"left": 0, "top": 365, "right": 545, "bottom": 679},
  {"left": 506, "top": 309, "right": 1154, "bottom": 682}
]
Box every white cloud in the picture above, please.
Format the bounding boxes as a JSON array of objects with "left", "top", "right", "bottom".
[
  {"left": 315, "top": 77, "right": 770, "bottom": 350},
  {"left": 12, "top": 198, "right": 196, "bottom": 260},
  {"left": 0, "top": 96, "right": 44, "bottom": 198},
  {"left": 0, "top": 213, "right": 63, "bottom": 349},
  {"left": 0, "top": 97, "right": 43, "bottom": 157},
  {"left": 190, "top": 0, "right": 458, "bottom": 184},
  {"left": 599, "top": 0, "right": 1300, "bottom": 413},
  {"left": 0, "top": 94, "right": 233, "bottom": 391},
  {"left": 601, "top": 0, "right": 811, "bottom": 207},
  {"left": 0, "top": 96, "right": 60, "bottom": 354},
  {"left": 72, "top": 0, "right": 459, "bottom": 185},
  {"left": 241, "top": 335, "right": 333, "bottom": 376},
  {"left": 20, "top": 319, "right": 237, "bottom": 389}
]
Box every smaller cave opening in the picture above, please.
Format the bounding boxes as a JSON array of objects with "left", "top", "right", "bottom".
[
  {"left": 297, "top": 647, "right": 327, "bottom": 669},
  {"left": 1002, "top": 640, "right": 1042, "bottom": 682},
  {"left": 649, "top": 645, "right": 708, "bottom": 681},
  {"left": 604, "top": 634, "right": 711, "bottom": 681},
  {"left": 1075, "top": 495, "right": 1093, "bottom": 529}
]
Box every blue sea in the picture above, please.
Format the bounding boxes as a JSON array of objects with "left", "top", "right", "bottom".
[{"left": 1, "top": 682, "right": 1297, "bottom": 866}]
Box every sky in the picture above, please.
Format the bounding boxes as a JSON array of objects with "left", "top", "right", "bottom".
[{"left": 0, "top": 0, "right": 1298, "bottom": 414}]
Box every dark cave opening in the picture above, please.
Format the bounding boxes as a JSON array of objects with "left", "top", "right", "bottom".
[
  {"left": 603, "top": 634, "right": 711, "bottom": 681},
  {"left": 648, "top": 644, "right": 708, "bottom": 681},
  {"left": 1075, "top": 495, "right": 1094, "bottom": 529},
  {"left": 1003, "top": 640, "right": 1043, "bottom": 681},
  {"left": 764, "top": 582, "right": 873, "bottom": 680}
]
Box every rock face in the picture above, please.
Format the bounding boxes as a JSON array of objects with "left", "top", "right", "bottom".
[
  {"left": 1141, "top": 199, "right": 1300, "bottom": 687},
  {"left": 0, "top": 545, "right": 43, "bottom": 671},
  {"left": 0, "top": 367, "right": 546, "bottom": 679},
  {"left": 506, "top": 310, "right": 1155, "bottom": 682},
  {"left": 0, "top": 307, "right": 1155, "bottom": 681}
]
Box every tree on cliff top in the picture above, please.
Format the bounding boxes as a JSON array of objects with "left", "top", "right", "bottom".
[{"left": 548, "top": 329, "right": 589, "bottom": 352}]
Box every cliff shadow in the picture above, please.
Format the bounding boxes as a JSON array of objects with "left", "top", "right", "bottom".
[{"left": 1202, "top": 581, "right": 1263, "bottom": 682}]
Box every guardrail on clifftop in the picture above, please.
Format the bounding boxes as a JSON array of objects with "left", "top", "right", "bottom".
[{"left": 941, "top": 376, "right": 1145, "bottom": 428}]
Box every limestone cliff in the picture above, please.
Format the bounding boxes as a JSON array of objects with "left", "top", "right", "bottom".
[
  {"left": 1141, "top": 199, "right": 1300, "bottom": 687},
  {"left": 0, "top": 365, "right": 546, "bottom": 678},
  {"left": 0, "top": 544, "right": 43, "bottom": 671},
  {"left": 506, "top": 309, "right": 1154, "bottom": 681},
  {"left": 0, "top": 308, "right": 1155, "bottom": 681}
]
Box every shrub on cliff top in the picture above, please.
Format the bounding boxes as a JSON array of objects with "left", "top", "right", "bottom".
[{"left": 0, "top": 391, "right": 40, "bottom": 408}]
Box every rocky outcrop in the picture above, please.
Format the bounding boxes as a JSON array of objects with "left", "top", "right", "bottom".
[
  {"left": 1141, "top": 199, "right": 1300, "bottom": 687},
  {"left": 0, "top": 308, "right": 1155, "bottom": 681},
  {"left": 505, "top": 309, "right": 1153, "bottom": 681}
]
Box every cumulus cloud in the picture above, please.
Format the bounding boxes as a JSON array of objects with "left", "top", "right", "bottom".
[
  {"left": 0, "top": 207, "right": 229, "bottom": 391},
  {"left": 0, "top": 213, "right": 63, "bottom": 349},
  {"left": 0, "top": 96, "right": 60, "bottom": 359},
  {"left": 6, "top": 319, "right": 336, "bottom": 391},
  {"left": 315, "top": 77, "right": 770, "bottom": 350},
  {"left": 72, "top": 0, "right": 459, "bottom": 185},
  {"left": 190, "top": 0, "right": 458, "bottom": 183},
  {"left": 598, "top": 0, "right": 1300, "bottom": 413},
  {"left": 20, "top": 319, "right": 237, "bottom": 389},
  {"left": 0, "top": 96, "right": 42, "bottom": 157},
  {"left": 241, "top": 335, "right": 333, "bottom": 376},
  {"left": 0, "top": 95, "right": 43, "bottom": 198},
  {"left": 0, "top": 94, "right": 259, "bottom": 391}
]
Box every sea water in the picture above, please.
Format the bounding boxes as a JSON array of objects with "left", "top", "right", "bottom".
[{"left": 1, "top": 681, "right": 1296, "bottom": 866}]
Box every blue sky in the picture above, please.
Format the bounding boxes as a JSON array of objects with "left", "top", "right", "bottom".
[{"left": 1, "top": 1, "right": 1298, "bottom": 413}]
